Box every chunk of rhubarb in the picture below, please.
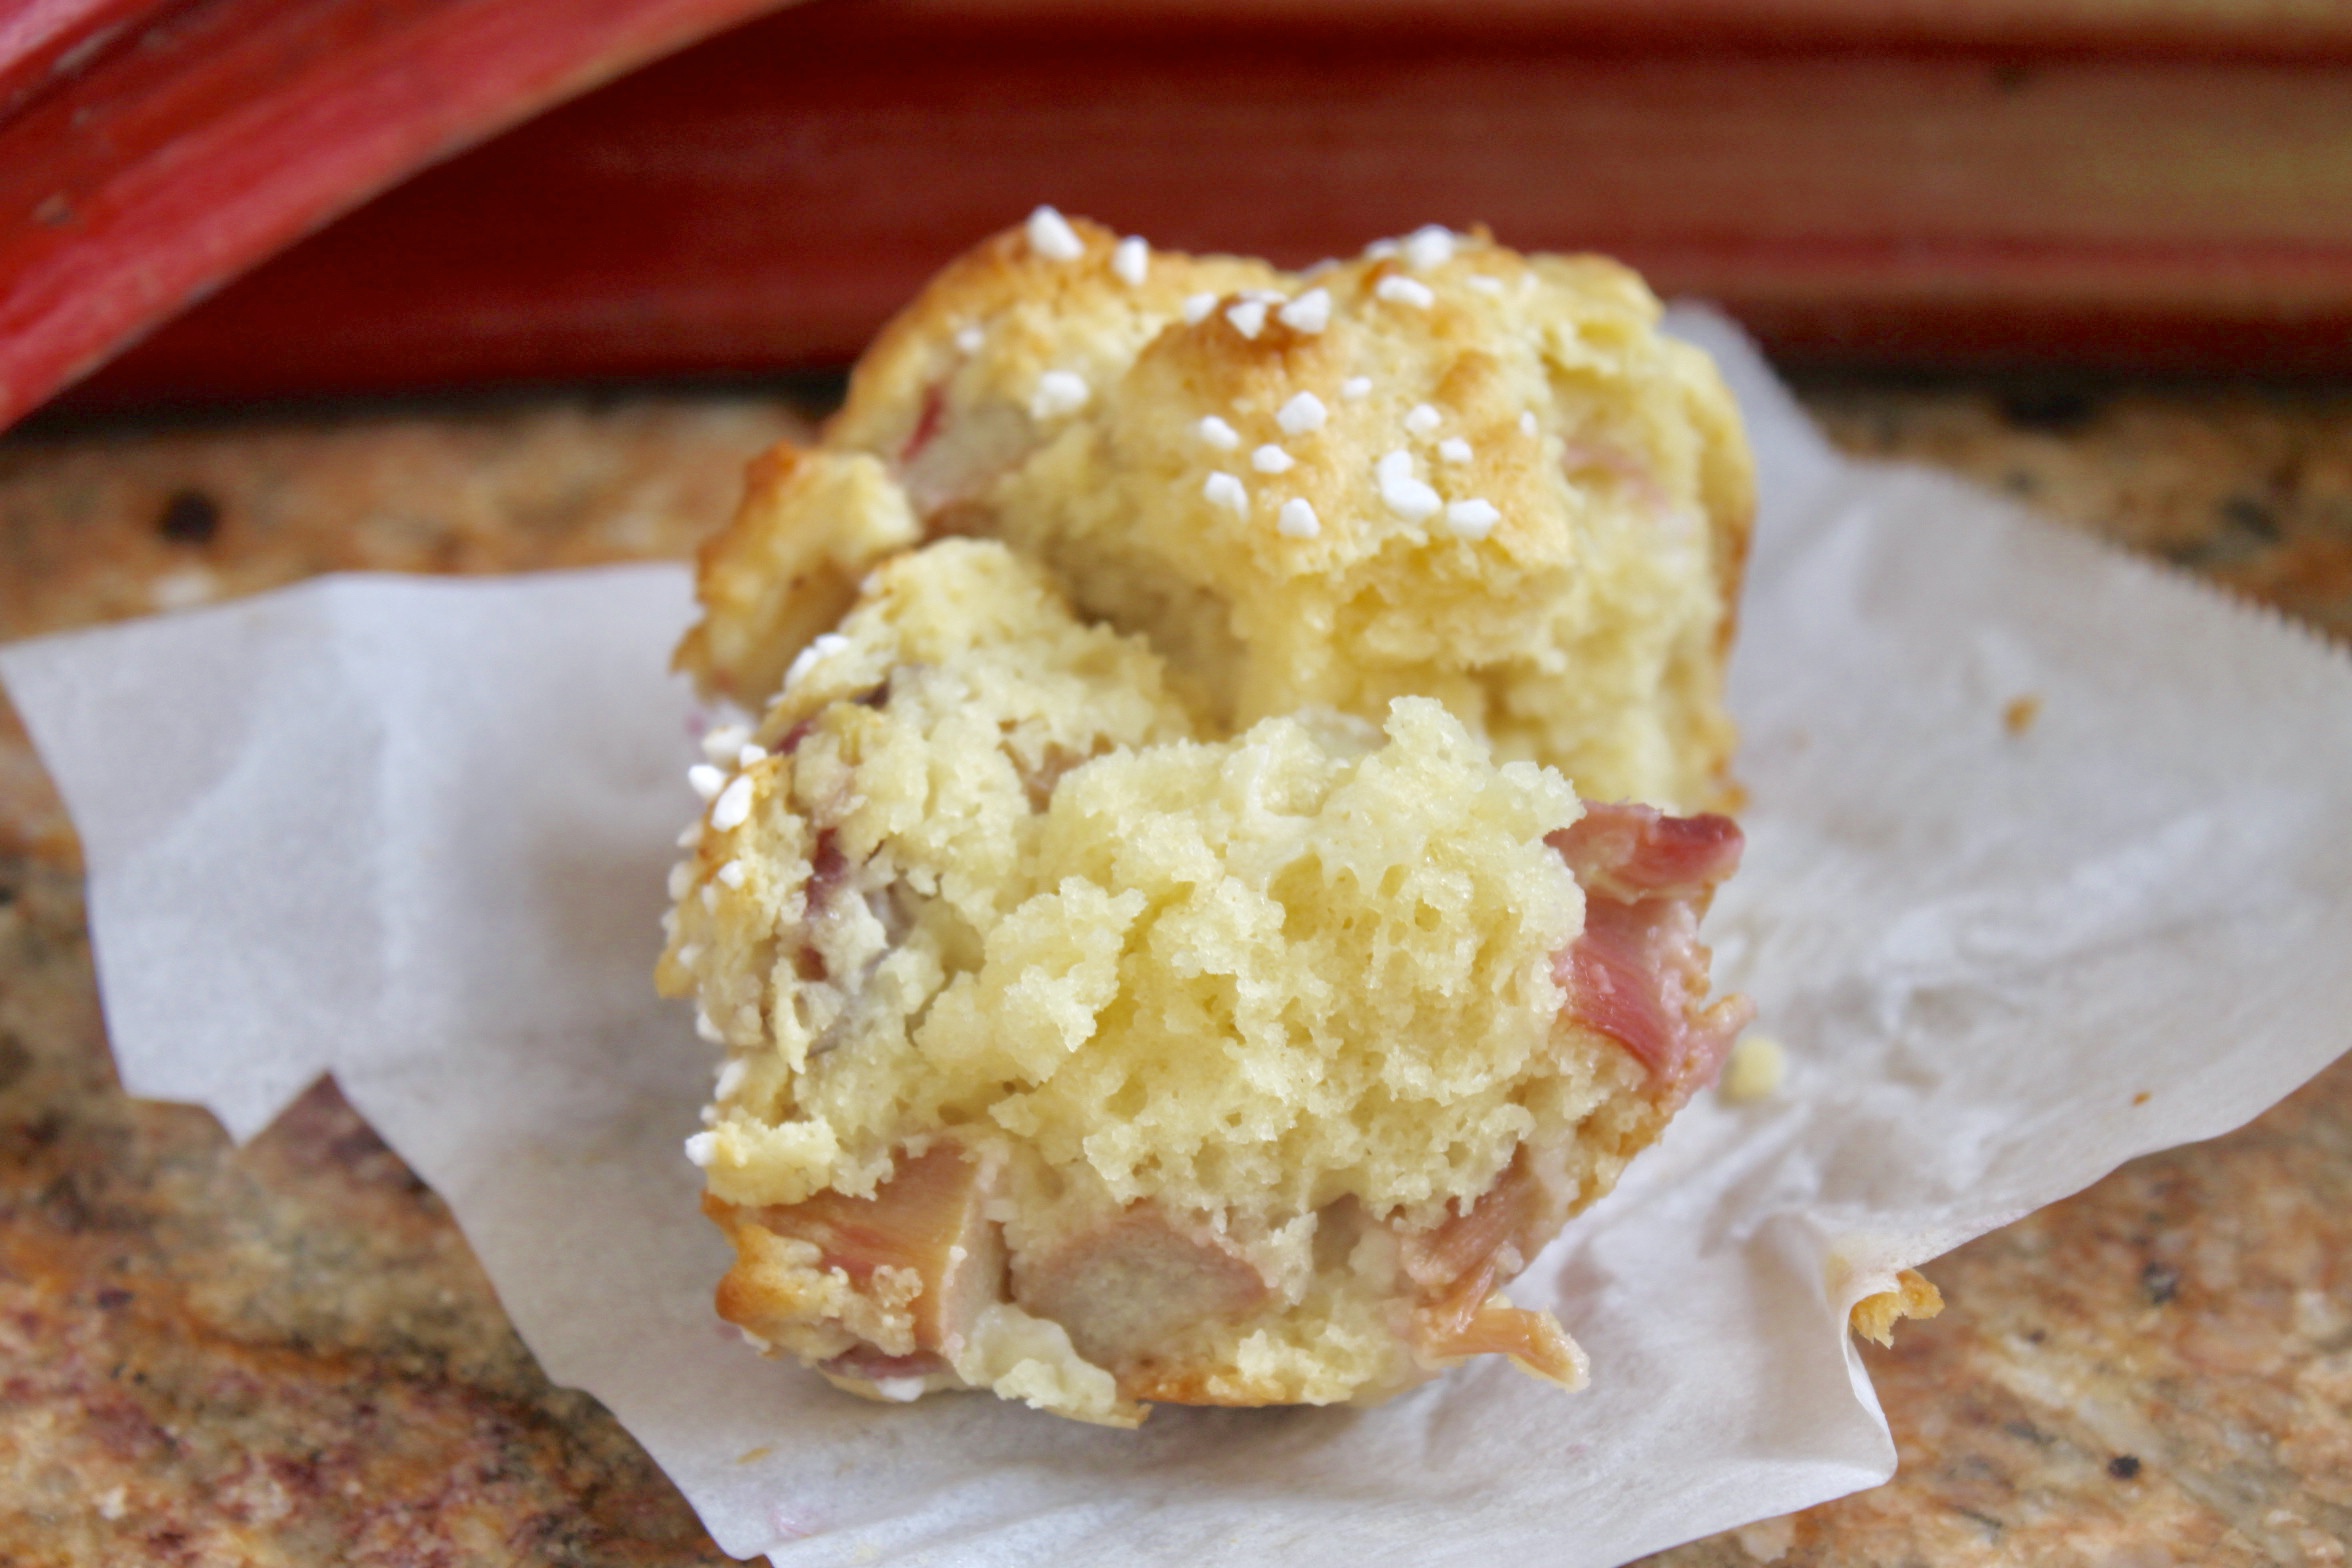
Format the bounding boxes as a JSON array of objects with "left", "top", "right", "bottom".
[
  {"left": 1398, "top": 1159, "right": 1587, "bottom": 1387},
  {"left": 899, "top": 379, "right": 948, "bottom": 465},
  {"left": 755, "top": 1142, "right": 1004, "bottom": 1356},
  {"left": 1550, "top": 801, "right": 1753, "bottom": 1098},
  {"left": 0, "top": 0, "right": 783, "bottom": 429},
  {"left": 1015, "top": 1209, "right": 1270, "bottom": 1368},
  {"left": 1417, "top": 1294, "right": 1589, "bottom": 1389},
  {"left": 1400, "top": 1154, "right": 1541, "bottom": 1331},
  {"left": 1549, "top": 799, "right": 1745, "bottom": 902}
]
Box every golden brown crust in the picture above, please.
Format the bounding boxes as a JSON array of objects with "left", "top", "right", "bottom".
[
  {"left": 829, "top": 218, "right": 1281, "bottom": 474},
  {"left": 675, "top": 445, "right": 919, "bottom": 706}
]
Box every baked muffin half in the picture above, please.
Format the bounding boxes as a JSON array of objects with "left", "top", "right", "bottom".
[
  {"left": 678, "top": 213, "right": 1751, "bottom": 814},
  {"left": 660, "top": 216, "right": 1754, "bottom": 1423}
]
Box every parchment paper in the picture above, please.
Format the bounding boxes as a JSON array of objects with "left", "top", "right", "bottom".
[{"left": 7, "top": 312, "right": 2350, "bottom": 1567}]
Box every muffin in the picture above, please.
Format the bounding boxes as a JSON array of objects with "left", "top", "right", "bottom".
[
  {"left": 659, "top": 215, "right": 1754, "bottom": 1424},
  {"left": 678, "top": 212, "right": 1751, "bottom": 812}
]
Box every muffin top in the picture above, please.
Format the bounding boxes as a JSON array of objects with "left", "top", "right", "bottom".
[{"left": 680, "top": 214, "right": 1752, "bottom": 812}]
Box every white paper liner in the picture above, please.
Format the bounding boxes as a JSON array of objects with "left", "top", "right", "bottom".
[{"left": 7, "top": 311, "right": 2349, "bottom": 1566}]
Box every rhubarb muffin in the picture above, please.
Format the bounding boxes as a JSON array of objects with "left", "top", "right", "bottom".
[
  {"left": 677, "top": 211, "right": 1752, "bottom": 814},
  {"left": 658, "top": 540, "right": 1748, "bottom": 1425},
  {"left": 660, "top": 214, "right": 1755, "bottom": 1423}
]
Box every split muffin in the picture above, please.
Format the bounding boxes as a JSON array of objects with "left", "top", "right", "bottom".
[{"left": 658, "top": 215, "right": 1754, "bottom": 1425}]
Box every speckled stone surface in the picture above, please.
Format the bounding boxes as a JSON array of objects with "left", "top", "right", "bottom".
[{"left": 2, "top": 378, "right": 2347, "bottom": 1565}]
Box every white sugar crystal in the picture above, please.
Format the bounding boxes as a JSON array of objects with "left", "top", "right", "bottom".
[
  {"left": 1226, "top": 299, "right": 1269, "bottom": 339},
  {"left": 1277, "top": 498, "right": 1321, "bottom": 539},
  {"left": 1182, "top": 291, "right": 1219, "bottom": 325},
  {"left": 716, "top": 859, "right": 748, "bottom": 889},
  {"left": 736, "top": 744, "right": 767, "bottom": 768},
  {"left": 696, "top": 1006, "right": 724, "bottom": 1044},
  {"left": 675, "top": 821, "right": 703, "bottom": 850},
  {"left": 1277, "top": 288, "right": 1331, "bottom": 333},
  {"left": 1204, "top": 471, "right": 1249, "bottom": 513},
  {"left": 667, "top": 862, "right": 694, "bottom": 900},
  {"left": 1364, "top": 238, "right": 1400, "bottom": 259},
  {"left": 1252, "top": 444, "right": 1295, "bottom": 474},
  {"left": 1026, "top": 205, "right": 1083, "bottom": 261},
  {"left": 1405, "top": 403, "right": 1442, "bottom": 437},
  {"left": 1377, "top": 451, "right": 1440, "bottom": 521},
  {"left": 1387, "top": 476, "right": 1441, "bottom": 523},
  {"left": 783, "top": 631, "right": 850, "bottom": 689},
  {"left": 700, "top": 724, "right": 750, "bottom": 764},
  {"left": 1468, "top": 275, "right": 1505, "bottom": 295},
  {"left": 1520, "top": 410, "right": 1541, "bottom": 437},
  {"left": 684, "top": 1132, "right": 717, "bottom": 1168},
  {"left": 700, "top": 884, "right": 718, "bottom": 912},
  {"left": 1446, "top": 498, "right": 1502, "bottom": 539},
  {"left": 954, "top": 324, "right": 984, "bottom": 352},
  {"left": 1029, "top": 370, "right": 1089, "bottom": 420},
  {"left": 710, "top": 776, "right": 756, "bottom": 831},
  {"left": 1403, "top": 225, "right": 1456, "bottom": 270},
  {"left": 1341, "top": 375, "right": 1373, "bottom": 400},
  {"left": 1277, "top": 391, "right": 1327, "bottom": 434},
  {"left": 715, "top": 1057, "right": 749, "bottom": 1099},
  {"left": 687, "top": 763, "right": 727, "bottom": 801},
  {"left": 1197, "top": 415, "right": 1241, "bottom": 450},
  {"left": 1112, "top": 235, "right": 1149, "bottom": 286},
  {"left": 1376, "top": 275, "right": 1434, "bottom": 309},
  {"left": 1439, "top": 436, "right": 1473, "bottom": 464}
]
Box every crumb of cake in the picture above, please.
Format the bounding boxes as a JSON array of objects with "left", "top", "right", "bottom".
[
  {"left": 1850, "top": 1270, "right": 1945, "bottom": 1347},
  {"left": 1720, "top": 1034, "right": 1787, "bottom": 1103},
  {"left": 2004, "top": 693, "right": 2043, "bottom": 735}
]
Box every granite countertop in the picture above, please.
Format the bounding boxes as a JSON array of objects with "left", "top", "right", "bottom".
[{"left": 2, "top": 375, "right": 2347, "bottom": 1565}]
